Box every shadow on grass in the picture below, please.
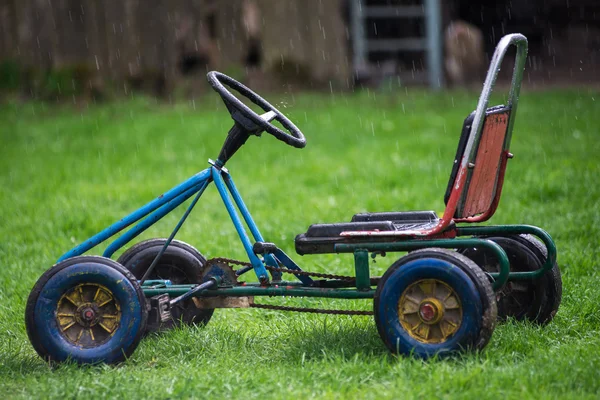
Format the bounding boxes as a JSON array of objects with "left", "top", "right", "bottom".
[
  {"left": 272, "top": 318, "right": 391, "bottom": 363},
  {"left": 136, "top": 313, "right": 394, "bottom": 366},
  {"left": 139, "top": 310, "right": 578, "bottom": 368},
  {"left": 6, "top": 313, "right": 580, "bottom": 374}
]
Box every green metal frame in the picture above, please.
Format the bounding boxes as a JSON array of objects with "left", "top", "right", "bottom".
[
  {"left": 141, "top": 224, "right": 556, "bottom": 298},
  {"left": 143, "top": 285, "right": 375, "bottom": 299},
  {"left": 456, "top": 225, "right": 557, "bottom": 280},
  {"left": 336, "top": 237, "right": 510, "bottom": 290}
]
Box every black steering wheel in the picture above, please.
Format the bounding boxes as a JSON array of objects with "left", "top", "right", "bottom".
[{"left": 207, "top": 71, "right": 306, "bottom": 149}]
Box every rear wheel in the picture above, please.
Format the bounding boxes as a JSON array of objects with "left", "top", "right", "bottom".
[
  {"left": 25, "top": 256, "right": 147, "bottom": 364},
  {"left": 117, "top": 239, "right": 214, "bottom": 332},
  {"left": 460, "top": 234, "right": 561, "bottom": 324},
  {"left": 374, "top": 249, "right": 496, "bottom": 358}
]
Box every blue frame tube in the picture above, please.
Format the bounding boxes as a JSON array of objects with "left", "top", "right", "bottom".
[
  {"left": 272, "top": 249, "right": 314, "bottom": 285},
  {"left": 211, "top": 167, "right": 269, "bottom": 282},
  {"left": 140, "top": 183, "right": 208, "bottom": 284},
  {"left": 57, "top": 162, "right": 310, "bottom": 286},
  {"left": 222, "top": 172, "right": 266, "bottom": 243},
  {"left": 58, "top": 169, "right": 212, "bottom": 261},
  {"left": 222, "top": 172, "right": 282, "bottom": 279},
  {"left": 102, "top": 180, "right": 210, "bottom": 258}
]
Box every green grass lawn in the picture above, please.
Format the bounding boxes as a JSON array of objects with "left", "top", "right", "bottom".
[{"left": 1, "top": 88, "right": 599, "bottom": 399}]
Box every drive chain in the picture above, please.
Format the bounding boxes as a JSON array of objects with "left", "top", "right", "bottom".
[
  {"left": 206, "top": 257, "right": 355, "bottom": 281},
  {"left": 250, "top": 303, "right": 373, "bottom": 316},
  {"left": 205, "top": 257, "right": 371, "bottom": 316}
]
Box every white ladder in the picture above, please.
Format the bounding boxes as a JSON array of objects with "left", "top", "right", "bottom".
[{"left": 350, "top": 0, "right": 443, "bottom": 89}]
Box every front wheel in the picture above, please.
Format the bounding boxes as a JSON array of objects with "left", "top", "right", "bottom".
[
  {"left": 374, "top": 249, "right": 497, "bottom": 358},
  {"left": 25, "top": 256, "right": 147, "bottom": 364}
]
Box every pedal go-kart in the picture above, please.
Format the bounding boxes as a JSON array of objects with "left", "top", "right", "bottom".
[{"left": 25, "top": 34, "right": 561, "bottom": 364}]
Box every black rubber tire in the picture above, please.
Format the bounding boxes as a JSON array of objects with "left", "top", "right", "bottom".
[
  {"left": 25, "top": 256, "right": 148, "bottom": 364},
  {"left": 522, "top": 235, "right": 562, "bottom": 324},
  {"left": 117, "top": 239, "right": 214, "bottom": 332},
  {"left": 374, "top": 248, "right": 497, "bottom": 356},
  {"left": 460, "top": 234, "right": 562, "bottom": 324}
]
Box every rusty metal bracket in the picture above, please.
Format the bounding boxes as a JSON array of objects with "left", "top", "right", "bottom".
[{"left": 192, "top": 296, "right": 254, "bottom": 309}]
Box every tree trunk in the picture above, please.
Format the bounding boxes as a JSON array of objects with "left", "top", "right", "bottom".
[
  {"left": 214, "top": 0, "right": 245, "bottom": 71},
  {"left": 82, "top": 0, "right": 109, "bottom": 76},
  {"left": 0, "top": 1, "right": 17, "bottom": 60},
  {"left": 258, "top": 0, "right": 349, "bottom": 88},
  {"left": 304, "top": 0, "right": 350, "bottom": 87},
  {"left": 104, "top": 0, "right": 139, "bottom": 81},
  {"left": 51, "top": 0, "right": 88, "bottom": 66}
]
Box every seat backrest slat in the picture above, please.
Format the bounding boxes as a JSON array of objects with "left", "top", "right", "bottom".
[
  {"left": 443, "top": 105, "right": 512, "bottom": 222},
  {"left": 457, "top": 109, "right": 510, "bottom": 218}
]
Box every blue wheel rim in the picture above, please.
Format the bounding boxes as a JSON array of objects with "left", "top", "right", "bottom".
[
  {"left": 376, "top": 257, "right": 483, "bottom": 358},
  {"left": 33, "top": 262, "right": 144, "bottom": 364}
]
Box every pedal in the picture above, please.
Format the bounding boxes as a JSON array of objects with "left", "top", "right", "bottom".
[
  {"left": 253, "top": 241, "right": 278, "bottom": 254},
  {"left": 149, "top": 294, "right": 173, "bottom": 325}
]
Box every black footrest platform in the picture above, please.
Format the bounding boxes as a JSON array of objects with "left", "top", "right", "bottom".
[
  {"left": 305, "top": 221, "right": 395, "bottom": 238},
  {"left": 351, "top": 210, "right": 438, "bottom": 223},
  {"left": 295, "top": 211, "right": 441, "bottom": 255}
]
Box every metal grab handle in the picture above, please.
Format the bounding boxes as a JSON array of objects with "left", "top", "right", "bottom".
[{"left": 462, "top": 34, "right": 528, "bottom": 168}]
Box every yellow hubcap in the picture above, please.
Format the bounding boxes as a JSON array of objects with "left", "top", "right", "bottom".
[
  {"left": 398, "top": 279, "right": 462, "bottom": 344},
  {"left": 56, "top": 283, "right": 121, "bottom": 348}
]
